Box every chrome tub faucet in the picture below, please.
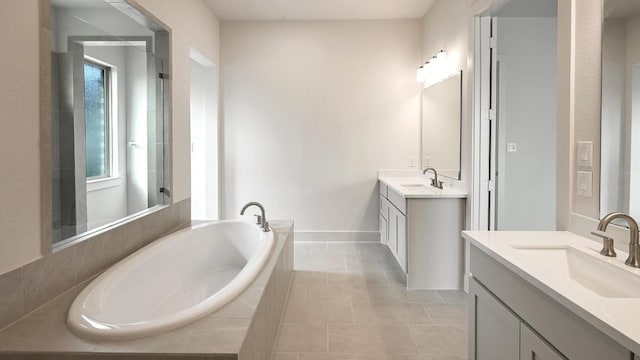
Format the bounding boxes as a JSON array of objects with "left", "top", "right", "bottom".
[{"left": 240, "top": 202, "right": 270, "bottom": 232}]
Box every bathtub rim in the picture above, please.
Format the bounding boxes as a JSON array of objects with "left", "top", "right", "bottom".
[{"left": 66, "top": 219, "right": 275, "bottom": 341}]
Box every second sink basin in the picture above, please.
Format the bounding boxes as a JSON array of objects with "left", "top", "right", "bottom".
[{"left": 511, "top": 245, "right": 640, "bottom": 298}]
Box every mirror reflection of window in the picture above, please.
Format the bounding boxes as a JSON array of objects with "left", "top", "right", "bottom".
[
  {"left": 50, "top": 0, "right": 169, "bottom": 246},
  {"left": 84, "top": 60, "right": 111, "bottom": 180}
]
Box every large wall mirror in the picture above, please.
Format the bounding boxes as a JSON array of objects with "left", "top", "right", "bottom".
[
  {"left": 600, "top": 0, "right": 640, "bottom": 221},
  {"left": 421, "top": 71, "right": 462, "bottom": 179},
  {"left": 51, "top": 0, "right": 169, "bottom": 247}
]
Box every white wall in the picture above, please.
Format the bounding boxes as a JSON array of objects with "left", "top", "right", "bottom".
[
  {"left": 190, "top": 59, "right": 207, "bottom": 219},
  {"left": 496, "top": 17, "right": 557, "bottom": 230},
  {"left": 0, "top": 0, "right": 43, "bottom": 274},
  {"left": 221, "top": 20, "right": 422, "bottom": 234},
  {"left": 190, "top": 56, "right": 219, "bottom": 220}
]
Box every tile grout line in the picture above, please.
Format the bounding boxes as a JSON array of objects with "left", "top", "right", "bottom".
[
  {"left": 406, "top": 323, "right": 422, "bottom": 355},
  {"left": 420, "top": 302, "right": 437, "bottom": 326},
  {"left": 326, "top": 322, "right": 329, "bottom": 353},
  {"left": 349, "top": 302, "right": 356, "bottom": 325}
]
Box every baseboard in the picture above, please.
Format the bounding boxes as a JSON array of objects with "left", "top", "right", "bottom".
[{"left": 294, "top": 231, "right": 380, "bottom": 242}]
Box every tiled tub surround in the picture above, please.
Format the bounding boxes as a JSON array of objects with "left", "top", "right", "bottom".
[
  {"left": 0, "top": 220, "right": 294, "bottom": 359},
  {"left": 0, "top": 199, "right": 191, "bottom": 332},
  {"left": 273, "top": 241, "right": 469, "bottom": 359}
]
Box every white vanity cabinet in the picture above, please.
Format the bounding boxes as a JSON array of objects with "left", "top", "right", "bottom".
[
  {"left": 469, "top": 243, "right": 634, "bottom": 360},
  {"left": 379, "top": 183, "right": 407, "bottom": 272},
  {"left": 470, "top": 277, "right": 566, "bottom": 360},
  {"left": 520, "top": 324, "right": 566, "bottom": 360},
  {"left": 378, "top": 179, "right": 466, "bottom": 288},
  {"left": 470, "top": 278, "right": 520, "bottom": 360}
]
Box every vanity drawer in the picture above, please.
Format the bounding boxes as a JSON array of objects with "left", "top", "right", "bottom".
[
  {"left": 387, "top": 188, "right": 406, "bottom": 214},
  {"left": 379, "top": 183, "right": 388, "bottom": 198}
]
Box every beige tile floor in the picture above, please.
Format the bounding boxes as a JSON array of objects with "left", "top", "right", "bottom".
[{"left": 272, "top": 242, "right": 469, "bottom": 360}]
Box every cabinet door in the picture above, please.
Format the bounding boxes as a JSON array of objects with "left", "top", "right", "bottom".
[
  {"left": 396, "top": 212, "right": 406, "bottom": 272},
  {"left": 470, "top": 278, "right": 520, "bottom": 360},
  {"left": 379, "top": 214, "right": 387, "bottom": 244},
  {"left": 379, "top": 194, "right": 389, "bottom": 220},
  {"left": 387, "top": 207, "right": 397, "bottom": 254},
  {"left": 520, "top": 324, "right": 567, "bottom": 360}
]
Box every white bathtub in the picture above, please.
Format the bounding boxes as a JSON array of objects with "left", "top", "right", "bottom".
[{"left": 67, "top": 220, "right": 274, "bottom": 341}]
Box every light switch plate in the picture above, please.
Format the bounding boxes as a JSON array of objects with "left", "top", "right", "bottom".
[
  {"left": 507, "top": 143, "right": 517, "bottom": 152},
  {"left": 423, "top": 156, "right": 431, "bottom": 167},
  {"left": 408, "top": 156, "right": 417, "bottom": 168},
  {"left": 577, "top": 141, "right": 593, "bottom": 167},
  {"left": 577, "top": 171, "right": 592, "bottom": 197}
]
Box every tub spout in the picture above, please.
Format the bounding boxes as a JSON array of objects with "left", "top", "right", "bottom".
[{"left": 240, "top": 202, "right": 270, "bottom": 232}]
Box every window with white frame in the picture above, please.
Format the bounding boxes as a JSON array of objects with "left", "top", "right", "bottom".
[{"left": 83, "top": 59, "right": 113, "bottom": 180}]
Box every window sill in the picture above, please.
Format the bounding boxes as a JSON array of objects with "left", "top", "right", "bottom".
[{"left": 87, "top": 176, "right": 122, "bottom": 192}]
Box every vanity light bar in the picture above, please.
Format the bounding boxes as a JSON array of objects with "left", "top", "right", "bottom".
[{"left": 416, "top": 50, "right": 454, "bottom": 87}]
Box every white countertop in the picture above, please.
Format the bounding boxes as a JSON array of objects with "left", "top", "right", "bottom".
[
  {"left": 463, "top": 230, "right": 640, "bottom": 354},
  {"left": 379, "top": 175, "right": 467, "bottom": 199}
]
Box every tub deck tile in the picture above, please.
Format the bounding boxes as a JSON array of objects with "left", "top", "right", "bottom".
[{"left": 0, "top": 221, "right": 295, "bottom": 360}]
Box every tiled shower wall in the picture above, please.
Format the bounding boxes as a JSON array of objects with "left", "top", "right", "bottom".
[{"left": 0, "top": 199, "right": 191, "bottom": 331}]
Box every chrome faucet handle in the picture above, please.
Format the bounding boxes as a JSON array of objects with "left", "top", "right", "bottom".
[
  {"left": 590, "top": 231, "right": 617, "bottom": 257},
  {"left": 262, "top": 221, "right": 270, "bottom": 232},
  {"left": 436, "top": 180, "right": 444, "bottom": 189},
  {"left": 254, "top": 214, "right": 263, "bottom": 225}
]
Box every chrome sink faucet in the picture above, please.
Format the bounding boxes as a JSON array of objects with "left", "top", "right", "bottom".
[
  {"left": 240, "top": 201, "right": 270, "bottom": 232},
  {"left": 591, "top": 212, "right": 640, "bottom": 267},
  {"left": 422, "top": 167, "right": 443, "bottom": 189}
]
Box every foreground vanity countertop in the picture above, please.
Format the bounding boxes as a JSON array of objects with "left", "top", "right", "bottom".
[
  {"left": 463, "top": 230, "right": 640, "bottom": 354},
  {"left": 378, "top": 176, "right": 467, "bottom": 199}
]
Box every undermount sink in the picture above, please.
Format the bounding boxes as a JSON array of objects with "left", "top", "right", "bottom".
[
  {"left": 401, "top": 184, "right": 431, "bottom": 191},
  {"left": 511, "top": 245, "right": 640, "bottom": 298}
]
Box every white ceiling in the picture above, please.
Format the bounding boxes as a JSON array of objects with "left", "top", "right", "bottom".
[{"left": 203, "top": 0, "right": 437, "bottom": 21}]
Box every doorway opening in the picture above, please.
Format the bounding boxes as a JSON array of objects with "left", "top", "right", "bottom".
[
  {"left": 190, "top": 49, "right": 219, "bottom": 220},
  {"left": 474, "top": 0, "right": 558, "bottom": 230}
]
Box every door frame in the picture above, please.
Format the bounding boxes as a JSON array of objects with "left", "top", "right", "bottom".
[{"left": 472, "top": 16, "right": 497, "bottom": 231}]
